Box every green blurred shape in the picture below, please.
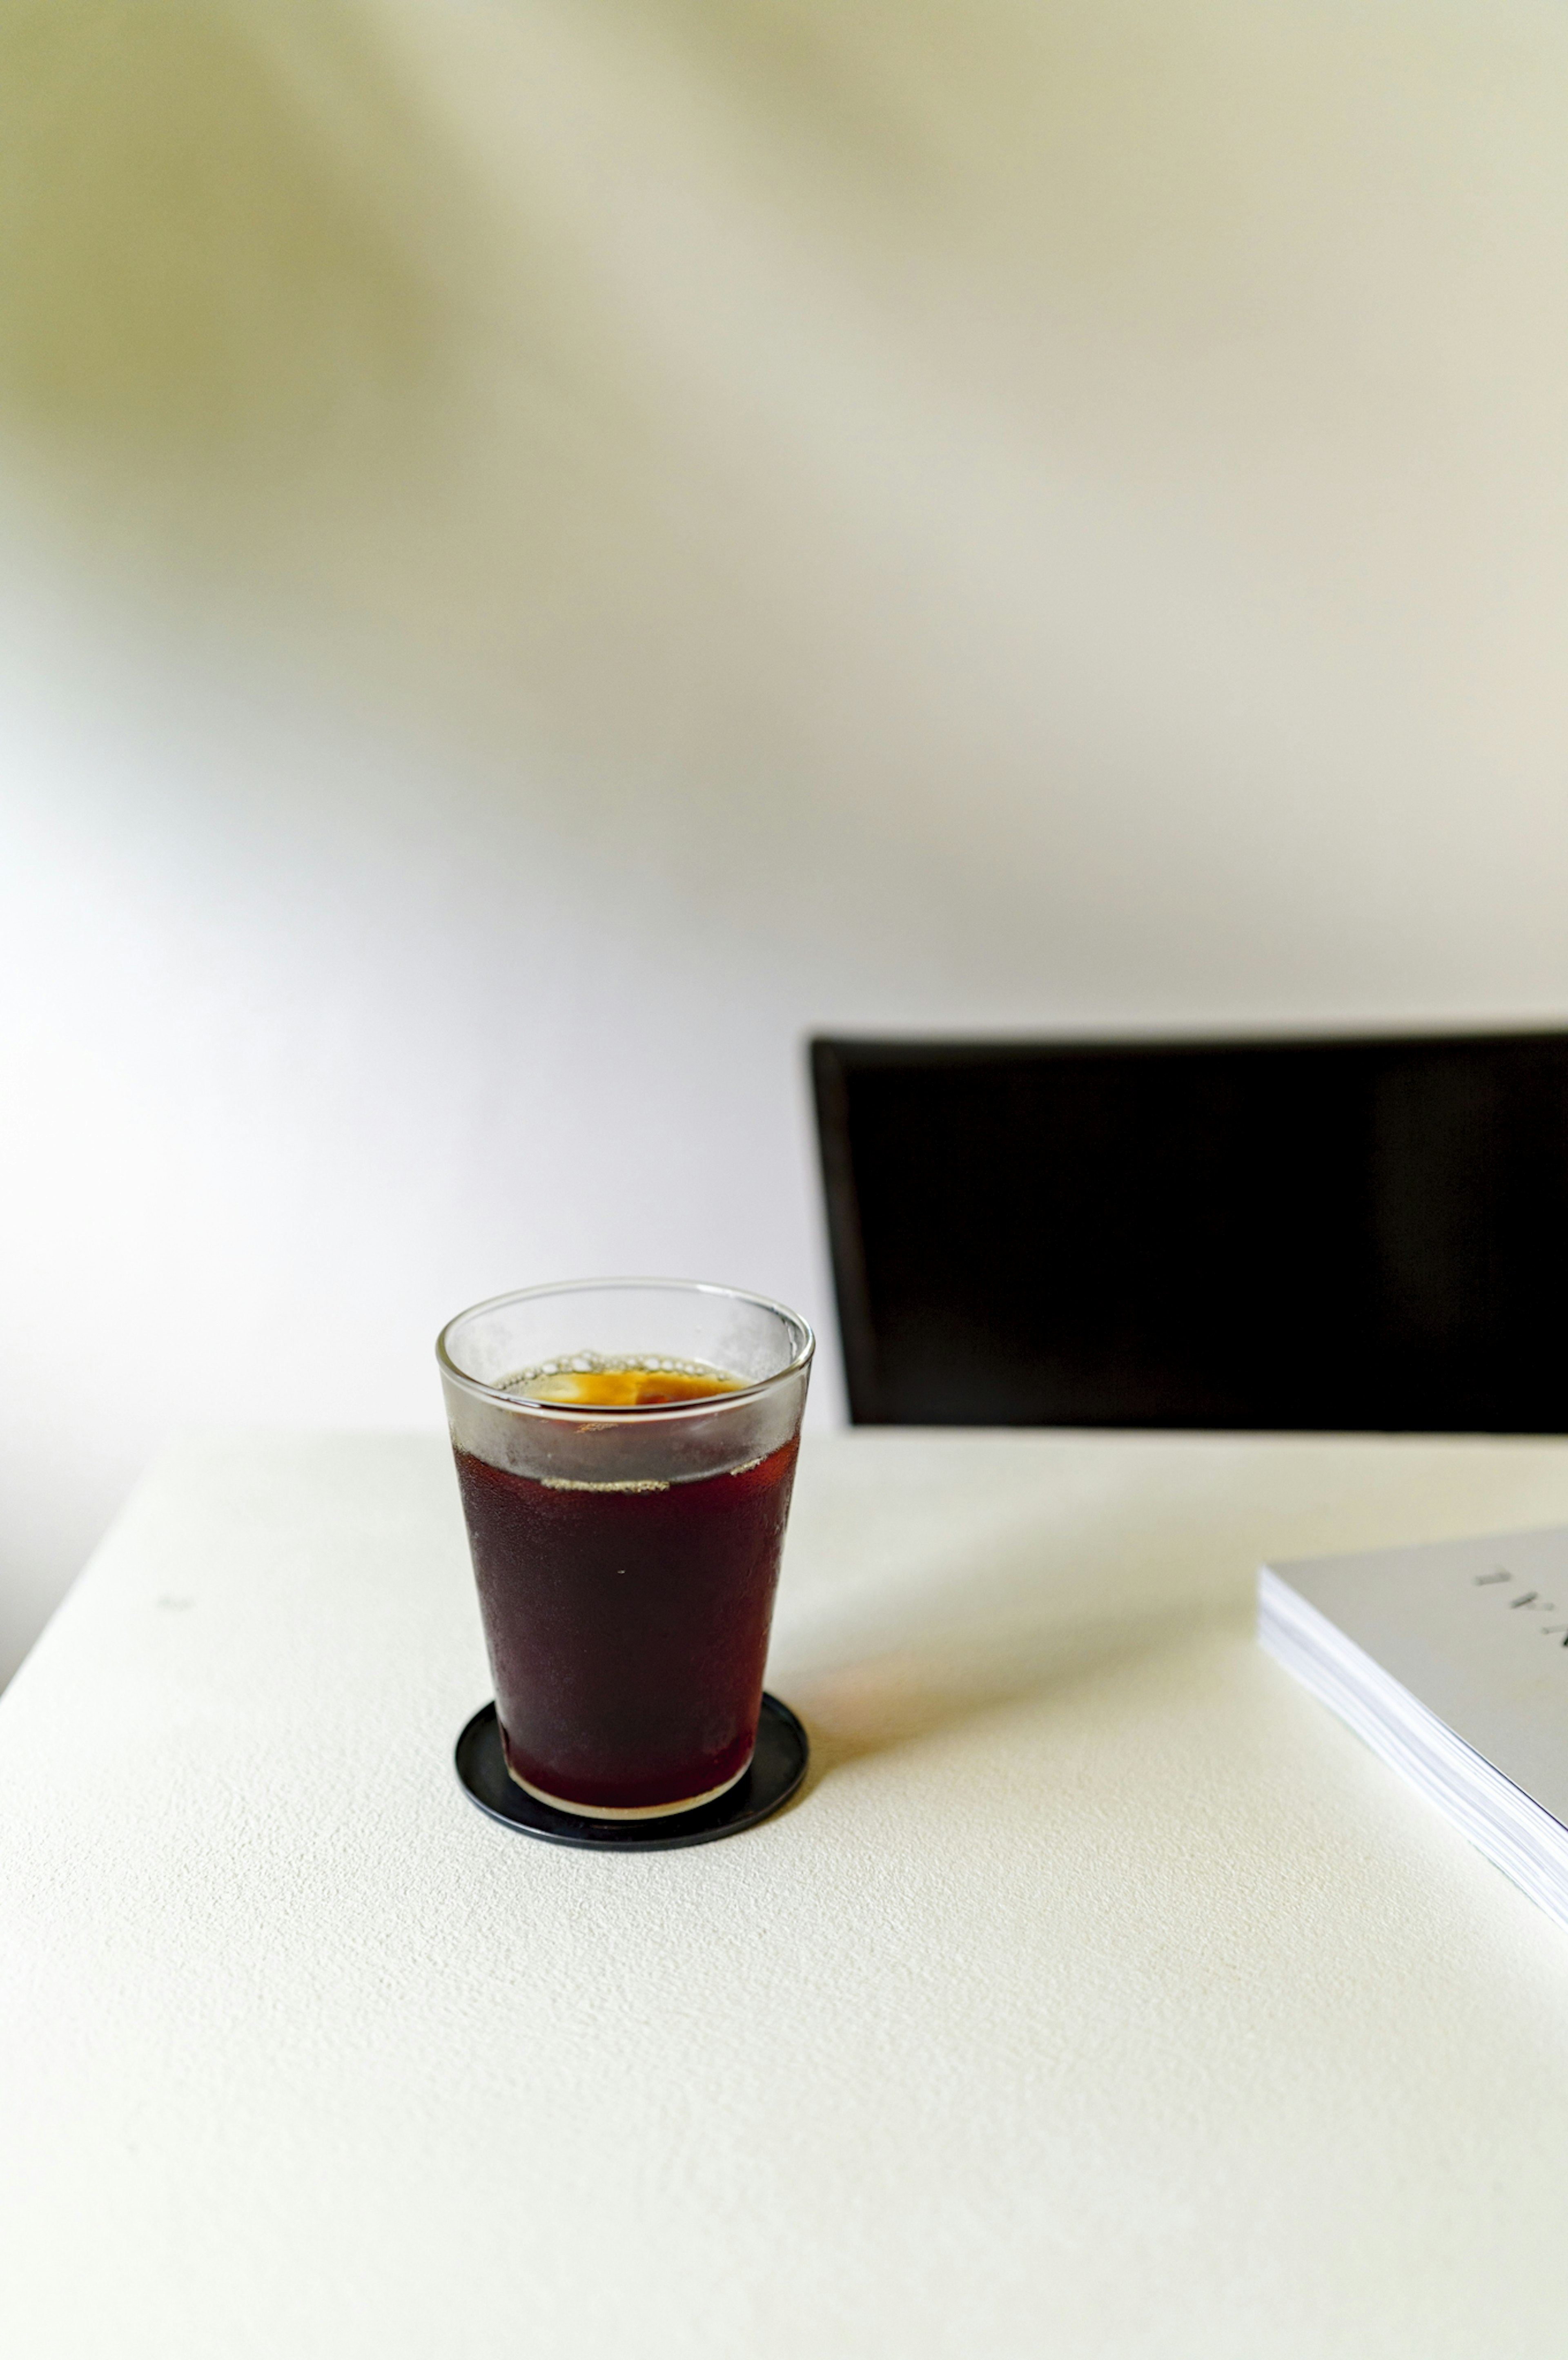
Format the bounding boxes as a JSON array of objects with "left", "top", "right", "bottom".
[{"left": 0, "top": 0, "right": 446, "bottom": 457}]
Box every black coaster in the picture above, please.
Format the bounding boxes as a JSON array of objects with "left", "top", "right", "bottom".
[{"left": 454, "top": 1694, "right": 809, "bottom": 1851}]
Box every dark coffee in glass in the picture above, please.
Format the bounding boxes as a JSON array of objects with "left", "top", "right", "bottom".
[{"left": 438, "top": 1286, "right": 813, "bottom": 1818}]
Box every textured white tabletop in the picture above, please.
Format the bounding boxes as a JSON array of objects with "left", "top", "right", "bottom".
[{"left": 9, "top": 1428, "right": 1568, "bottom": 2359}]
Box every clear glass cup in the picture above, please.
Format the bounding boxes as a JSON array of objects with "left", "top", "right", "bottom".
[{"left": 437, "top": 1279, "right": 814, "bottom": 1817}]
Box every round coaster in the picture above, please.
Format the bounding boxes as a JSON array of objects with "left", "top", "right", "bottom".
[{"left": 454, "top": 1694, "right": 809, "bottom": 1851}]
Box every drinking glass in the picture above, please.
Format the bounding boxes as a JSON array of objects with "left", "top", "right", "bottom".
[{"left": 438, "top": 1279, "right": 813, "bottom": 1817}]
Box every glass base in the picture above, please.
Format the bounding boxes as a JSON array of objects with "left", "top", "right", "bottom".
[
  {"left": 504, "top": 1753, "right": 753, "bottom": 1820},
  {"left": 454, "top": 1696, "right": 808, "bottom": 1851}
]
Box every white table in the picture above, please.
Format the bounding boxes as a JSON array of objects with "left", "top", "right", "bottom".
[{"left": 8, "top": 1429, "right": 1568, "bottom": 2358}]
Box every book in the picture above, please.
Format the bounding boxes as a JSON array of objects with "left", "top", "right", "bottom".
[{"left": 1258, "top": 1526, "right": 1568, "bottom": 1932}]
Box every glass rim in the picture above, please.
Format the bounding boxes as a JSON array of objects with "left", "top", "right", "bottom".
[{"left": 435, "top": 1276, "right": 816, "bottom": 1423}]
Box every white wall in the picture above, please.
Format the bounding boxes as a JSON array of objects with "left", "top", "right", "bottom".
[{"left": 6, "top": 0, "right": 1568, "bottom": 1680}]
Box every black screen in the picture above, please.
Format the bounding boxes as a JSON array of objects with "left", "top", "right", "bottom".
[{"left": 812, "top": 1032, "right": 1568, "bottom": 1431}]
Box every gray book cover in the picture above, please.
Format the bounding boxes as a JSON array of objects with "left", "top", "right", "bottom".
[{"left": 1259, "top": 1526, "right": 1568, "bottom": 1927}]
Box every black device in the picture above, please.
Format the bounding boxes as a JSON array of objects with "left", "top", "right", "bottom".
[{"left": 811, "top": 1030, "right": 1568, "bottom": 1432}]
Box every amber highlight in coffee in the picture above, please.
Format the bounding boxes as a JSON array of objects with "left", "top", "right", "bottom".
[{"left": 513, "top": 1361, "right": 748, "bottom": 1410}]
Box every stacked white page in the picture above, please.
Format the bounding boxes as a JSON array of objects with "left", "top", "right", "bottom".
[{"left": 1259, "top": 1525, "right": 1568, "bottom": 1932}]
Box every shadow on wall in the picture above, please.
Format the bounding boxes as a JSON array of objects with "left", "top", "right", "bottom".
[
  {"left": 0, "top": 0, "right": 1243, "bottom": 457},
  {"left": 0, "top": 1, "right": 456, "bottom": 473},
  {"left": 0, "top": 0, "right": 1083, "bottom": 475},
  {"left": 4, "top": 0, "right": 1568, "bottom": 1002},
  {"left": 4, "top": 0, "right": 1564, "bottom": 602},
  {"left": 0, "top": 0, "right": 695, "bottom": 778}
]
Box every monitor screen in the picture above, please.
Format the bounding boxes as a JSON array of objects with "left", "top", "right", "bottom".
[{"left": 812, "top": 1032, "right": 1568, "bottom": 1430}]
